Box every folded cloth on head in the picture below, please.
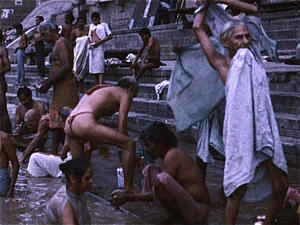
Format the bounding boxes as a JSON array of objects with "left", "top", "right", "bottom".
[
  {"left": 73, "top": 36, "right": 89, "bottom": 81},
  {"left": 0, "top": 168, "right": 10, "bottom": 196},
  {"left": 223, "top": 48, "right": 288, "bottom": 202}
]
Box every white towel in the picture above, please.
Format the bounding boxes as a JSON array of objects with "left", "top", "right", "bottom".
[{"left": 73, "top": 36, "right": 89, "bottom": 80}]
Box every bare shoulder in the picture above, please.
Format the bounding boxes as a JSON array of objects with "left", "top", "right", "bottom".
[{"left": 165, "top": 148, "right": 186, "bottom": 161}]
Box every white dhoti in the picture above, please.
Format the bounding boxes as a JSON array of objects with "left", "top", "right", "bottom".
[
  {"left": 89, "top": 45, "right": 104, "bottom": 74},
  {"left": 73, "top": 36, "right": 89, "bottom": 80}
]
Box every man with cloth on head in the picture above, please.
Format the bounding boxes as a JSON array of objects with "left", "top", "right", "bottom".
[{"left": 39, "top": 20, "right": 79, "bottom": 155}]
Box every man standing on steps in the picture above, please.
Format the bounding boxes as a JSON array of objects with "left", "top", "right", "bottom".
[
  {"left": 39, "top": 20, "right": 79, "bottom": 155},
  {"left": 32, "top": 16, "right": 45, "bottom": 79},
  {"left": 0, "top": 30, "right": 12, "bottom": 133}
]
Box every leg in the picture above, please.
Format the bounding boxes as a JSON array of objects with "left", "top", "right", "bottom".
[
  {"left": 225, "top": 184, "right": 247, "bottom": 225},
  {"left": 135, "top": 62, "right": 154, "bottom": 81},
  {"left": 94, "top": 74, "right": 99, "bottom": 85},
  {"left": 79, "top": 77, "right": 85, "bottom": 93},
  {"left": 51, "top": 128, "right": 65, "bottom": 155},
  {"left": 196, "top": 156, "right": 207, "bottom": 180},
  {"left": 264, "top": 160, "right": 288, "bottom": 225},
  {"left": 98, "top": 73, "right": 104, "bottom": 85},
  {"left": 131, "top": 64, "right": 137, "bottom": 78}
]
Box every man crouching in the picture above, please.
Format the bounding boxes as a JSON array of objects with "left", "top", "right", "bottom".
[{"left": 110, "top": 121, "right": 211, "bottom": 224}]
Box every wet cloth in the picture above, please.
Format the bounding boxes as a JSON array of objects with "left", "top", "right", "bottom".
[
  {"left": 0, "top": 168, "right": 10, "bottom": 196},
  {"left": 223, "top": 48, "right": 288, "bottom": 202},
  {"left": 28, "top": 152, "right": 72, "bottom": 178},
  {"left": 44, "top": 185, "right": 91, "bottom": 224},
  {"left": 167, "top": 37, "right": 227, "bottom": 132},
  {"left": 50, "top": 79, "right": 79, "bottom": 129},
  {"left": 73, "top": 36, "right": 89, "bottom": 81},
  {"left": 88, "top": 23, "right": 111, "bottom": 74}
]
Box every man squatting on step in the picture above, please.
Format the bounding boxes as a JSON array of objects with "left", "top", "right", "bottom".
[
  {"left": 193, "top": 0, "right": 288, "bottom": 224},
  {"left": 110, "top": 121, "right": 211, "bottom": 224},
  {"left": 64, "top": 76, "right": 139, "bottom": 192}
]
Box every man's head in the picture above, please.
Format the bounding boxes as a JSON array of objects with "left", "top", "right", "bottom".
[
  {"left": 117, "top": 76, "right": 139, "bottom": 99},
  {"left": 35, "top": 16, "right": 44, "bottom": 26},
  {"left": 77, "top": 16, "right": 86, "bottom": 29},
  {"left": 13, "top": 24, "right": 23, "bottom": 34},
  {"left": 139, "top": 121, "right": 178, "bottom": 159},
  {"left": 24, "top": 109, "right": 41, "bottom": 131},
  {"left": 91, "top": 12, "right": 101, "bottom": 25},
  {"left": 65, "top": 13, "right": 75, "bottom": 25},
  {"left": 38, "top": 20, "right": 59, "bottom": 43},
  {"left": 17, "top": 87, "right": 33, "bottom": 107},
  {"left": 139, "top": 27, "right": 151, "bottom": 42},
  {"left": 220, "top": 21, "right": 251, "bottom": 56},
  {"left": 58, "top": 106, "right": 73, "bottom": 123}
]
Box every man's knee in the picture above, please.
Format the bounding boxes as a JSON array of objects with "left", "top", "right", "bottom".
[
  {"left": 228, "top": 184, "right": 247, "bottom": 201},
  {"left": 273, "top": 175, "right": 288, "bottom": 198}
]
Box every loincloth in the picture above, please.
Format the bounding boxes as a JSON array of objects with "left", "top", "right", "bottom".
[
  {"left": 50, "top": 79, "right": 79, "bottom": 129},
  {"left": 0, "top": 168, "right": 11, "bottom": 196}
]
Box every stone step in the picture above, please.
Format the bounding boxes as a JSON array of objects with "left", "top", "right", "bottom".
[
  {"left": 262, "top": 18, "right": 300, "bottom": 31},
  {"left": 271, "top": 91, "right": 300, "bottom": 115},
  {"left": 266, "top": 29, "right": 300, "bottom": 42},
  {"left": 275, "top": 112, "right": 300, "bottom": 139}
]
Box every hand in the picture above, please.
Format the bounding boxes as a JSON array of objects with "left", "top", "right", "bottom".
[
  {"left": 6, "top": 189, "right": 14, "bottom": 198},
  {"left": 38, "top": 83, "right": 50, "bottom": 94},
  {"left": 135, "top": 155, "right": 145, "bottom": 169},
  {"left": 109, "top": 190, "right": 128, "bottom": 207},
  {"left": 60, "top": 151, "right": 68, "bottom": 160},
  {"left": 172, "top": 42, "right": 182, "bottom": 54}
]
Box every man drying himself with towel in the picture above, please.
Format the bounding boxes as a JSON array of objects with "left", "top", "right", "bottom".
[
  {"left": 110, "top": 121, "right": 211, "bottom": 224},
  {"left": 39, "top": 20, "right": 79, "bottom": 155},
  {"left": 64, "top": 76, "right": 139, "bottom": 193},
  {"left": 88, "top": 12, "right": 113, "bottom": 85},
  {"left": 193, "top": 1, "right": 288, "bottom": 224},
  {"left": 0, "top": 131, "right": 19, "bottom": 197},
  {"left": 131, "top": 28, "right": 161, "bottom": 81}
]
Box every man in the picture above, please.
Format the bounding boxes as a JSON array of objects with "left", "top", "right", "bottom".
[
  {"left": 88, "top": 12, "right": 113, "bottom": 85},
  {"left": 0, "top": 30, "right": 12, "bottom": 133},
  {"left": 131, "top": 28, "right": 161, "bottom": 81},
  {"left": 60, "top": 13, "right": 75, "bottom": 41},
  {"left": 32, "top": 16, "right": 45, "bottom": 79},
  {"left": 14, "top": 23, "right": 28, "bottom": 87},
  {"left": 0, "top": 131, "right": 19, "bottom": 197},
  {"left": 15, "top": 87, "right": 46, "bottom": 129},
  {"left": 39, "top": 20, "right": 79, "bottom": 155},
  {"left": 110, "top": 121, "right": 211, "bottom": 224},
  {"left": 64, "top": 76, "right": 138, "bottom": 192},
  {"left": 70, "top": 16, "right": 89, "bottom": 93},
  {"left": 193, "top": 1, "right": 288, "bottom": 224}
]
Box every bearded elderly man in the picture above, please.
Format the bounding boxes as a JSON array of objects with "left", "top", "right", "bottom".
[
  {"left": 193, "top": 1, "right": 288, "bottom": 224},
  {"left": 38, "top": 20, "right": 79, "bottom": 155}
]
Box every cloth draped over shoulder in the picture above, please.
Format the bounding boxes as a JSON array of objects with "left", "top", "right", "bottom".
[
  {"left": 142, "top": 165, "right": 210, "bottom": 224},
  {"left": 44, "top": 185, "right": 91, "bottom": 224},
  {"left": 73, "top": 36, "right": 89, "bottom": 80},
  {"left": 223, "top": 48, "right": 287, "bottom": 202},
  {"left": 50, "top": 79, "right": 79, "bottom": 129}
]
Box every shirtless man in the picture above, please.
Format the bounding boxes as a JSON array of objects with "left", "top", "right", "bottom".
[
  {"left": 0, "top": 131, "right": 19, "bottom": 197},
  {"left": 110, "top": 121, "right": 211, "bottom": 224},
  {"left": 39, "top": 20, "right": 79, "bottom": 155},
  {"left": 14, "top": 23, "right": 28, "bottom": 86},
  {"left": 64, "top": 76, "right": 139, "bottom": 192},
  {"left": 32, "top": 16, "right": 45, "bottom": 79},
  {"left": 15, "top": 86, "right": 46, "bottom": 130},
  {"left": 131, "top": 27, "right": 161, "bottom": 81},
  {"left": 70, "top": 16, "right": 88, "bottom": 93},
  {"left": 0, "top": 30, "right": 12, "bottom": 133},
  {"left": 193, "top": 1, "right": 288, "bottom": 224},
  {"left": 60, "top": 13, "right": 75, "bottom": 41}
]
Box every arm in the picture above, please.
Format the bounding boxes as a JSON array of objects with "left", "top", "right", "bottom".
[
  {"left": 0, "top": 47, "right": 11, "bottom": 75},
  {"left": 94, "top": 34, "right": 113, "bottom": 48},
  {"left": 20, "top": 120, "right": 49, "bottom": 163},
  {"left": 117, "top": 96, "right": 131, "bottom": 135},
  {"left": 212, "top": 0, "right": 259, "bottom": 16},
  {"left": 110, "top": 190, "right": 154, "bottom": 207},
  {"left": 133, "top": 43, "right": 146, "bottom": 65},
  {"left": 15, "top": 106, "right": 22, "bottom": 125},
  {"left": 3, "top": 133, "right": 19, "bottom": 198},
  {"left": 193, "top": 4, "right": 230, "bottom": 83},
  {"left": 61, "top": 201, "right": 79, "bottom": 225},
  {"left": 60, "top": 136, "right": 70, "bottom": 160},
  {"left": 70, "top": 30, "right": 77, "bottom": 46}
]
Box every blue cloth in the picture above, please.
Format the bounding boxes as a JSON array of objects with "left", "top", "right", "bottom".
[
  {"left": 17, "top": 48, "right": 26, "bottom": 85},
  {"left": 0, "top": 168, "right": 11, "bottom": 196}
]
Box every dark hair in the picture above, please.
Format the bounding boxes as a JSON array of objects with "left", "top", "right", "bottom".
[
  {"left": 91, "top": 12, "right": 100, "bottom": 19},
  {"left": 59, "top": 158, "right": 90, "bottom": 181},
  {"left": 65, "top": 13, "right": 75, "bottom": 22},
  {"left": 117, "top": 76, "right": 139, "bottom": 92},
  {"left": 139, "top": 27, "right": 151, "bottom": 37},
  {"left": 17, "top": 87, "right": 32, "bottom": 97},
  {"left": 139, "top": 121, "right": 178, "bottom": 149},
  {"left": 36, "top": 16, "right": 44, "bottom": 22},
  {"left": 13, "top": 23, "right": 23, "bottom": 30},
  {"left": 0, "top": 30, "right": 3, "bottom": 42},
  {"left": 77, "top": 16, "right": 86, "bottom": 23},
  {"left": 58, "top": 106, "right": 73, "bottom": 121}
]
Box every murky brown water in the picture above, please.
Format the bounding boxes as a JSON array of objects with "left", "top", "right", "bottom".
[{"left": 0, "top": 162, "right": 145, "bottom": 225}]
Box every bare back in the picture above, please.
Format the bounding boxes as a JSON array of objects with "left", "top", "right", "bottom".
[
  {"left": 0, "top": 45, "right": 11, "bottom": 77},
  {"left": 163, "top": 149, "right": 210, "bottom": 205},
  {"left": 147, "top": 37, "right": 160, "bottom": 60},
  {"left": 19, "top": 33, "right": 28, "bottom": 49}
]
